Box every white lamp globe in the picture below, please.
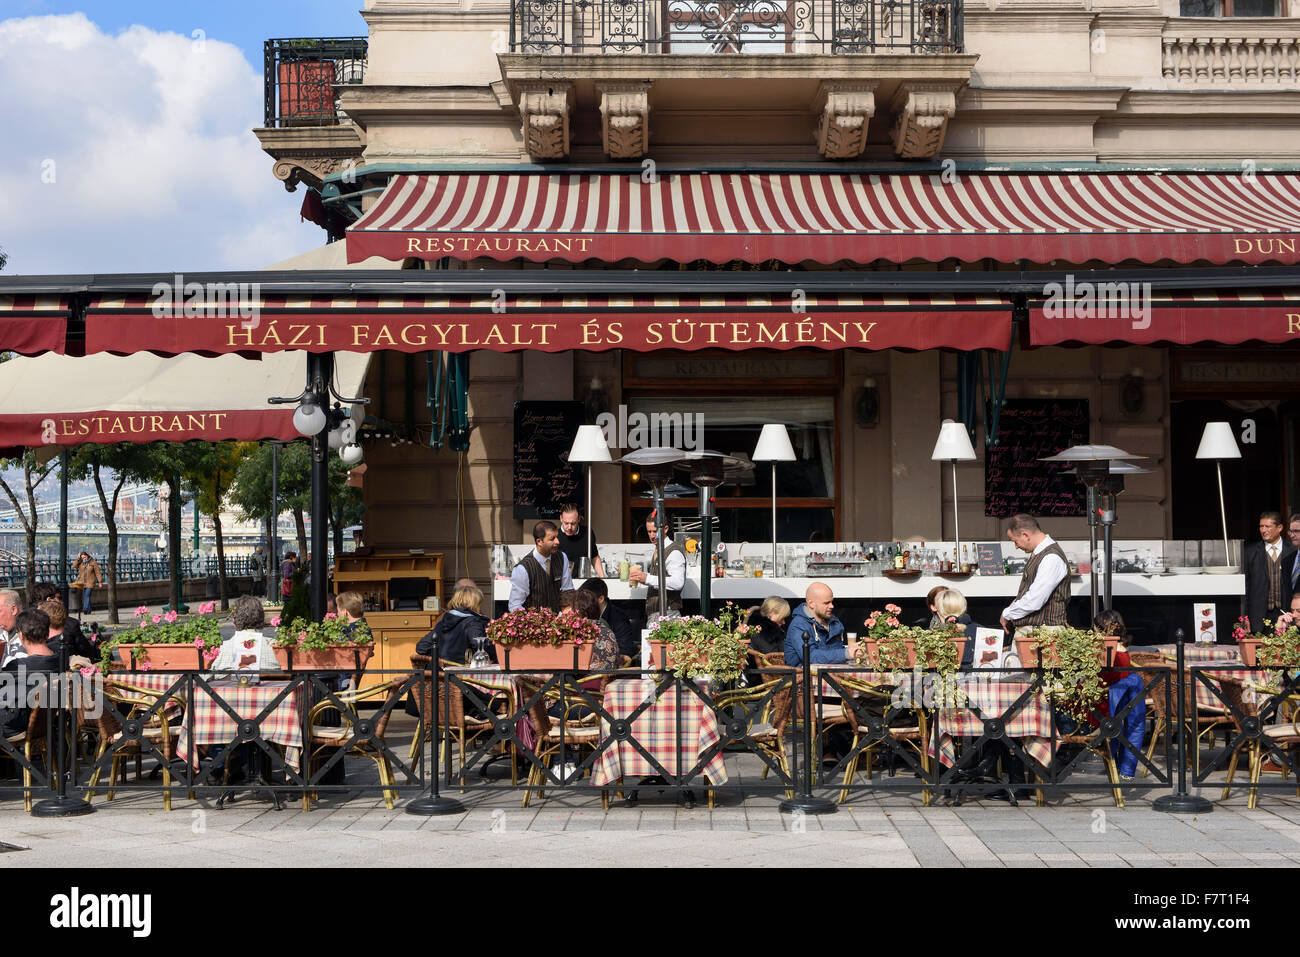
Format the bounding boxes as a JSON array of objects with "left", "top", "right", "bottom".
[
  {"left": 293, "top": 401, "right": 327, "bottom": 436},
  {"left": 340, "top": 443, "right": 364, "bottom": 467}
]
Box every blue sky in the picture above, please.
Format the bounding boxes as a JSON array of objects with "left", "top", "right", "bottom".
[
  {"left": 3, "top": 0, "right": 365, "bottom": 64},
  {"left": 0, "top": 2, "right": 365, "bottom": 274}
]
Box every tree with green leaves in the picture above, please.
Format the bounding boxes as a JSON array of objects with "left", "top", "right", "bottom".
[
  {"left": 0, "top": 452, "right": 56, "bottom": 600},
  {"left": 68, "top": 444, "right": 163, "bottom": 624},
  {"left": 230, "top": 442, "right": 311, "bottom": 560},
  {"left": 184, "top": 442, "right": 255, "bottom": 611}
]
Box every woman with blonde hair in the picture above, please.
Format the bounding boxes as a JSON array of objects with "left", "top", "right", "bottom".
[
  {"left": 745, "top": 597, "right": 791, "bottom": 655},
  {"left": 933, "top": 588, "right": 976, "bottom": 667},
  {"left": 416, "top": 585, "right": 489, "bottom": 664}
]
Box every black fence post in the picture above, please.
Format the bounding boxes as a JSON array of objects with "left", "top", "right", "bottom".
[
  {"left": 31, "top": 640, "right": 93, "bottom": 818},
  {"left": 407, "top": 637, "right": 465, "bottom": 816},
  {"left": 779, "top": 632, "right": 835, "bottom": 815},
  {"left": 1153, "top": 627, "right": 1212, "bottom": 814}
]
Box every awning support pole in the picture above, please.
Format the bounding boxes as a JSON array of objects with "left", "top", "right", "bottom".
[
  {"left": 308, "top": 351, "right": 334, "bottom": 622},
  {"left": 59, "top": 450, "right": 69, "bottom": 607}
]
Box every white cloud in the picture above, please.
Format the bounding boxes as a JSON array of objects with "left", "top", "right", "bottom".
[{"left": 0, "top": 13, "right": 324, "bottom": 274}]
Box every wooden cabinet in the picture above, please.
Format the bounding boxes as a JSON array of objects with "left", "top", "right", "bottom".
[
  {"left": 333, "top": 552, "right": 444, "bottom": 611},
  {"left": 360, "top": 610, "right": 443, "bottom": 689}
]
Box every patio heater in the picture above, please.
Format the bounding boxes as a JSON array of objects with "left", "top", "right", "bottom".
[
  {"left": 619, "top": 448, "right": 686, "bottom": 624},
  {"left": 566, "top": 425, "right": 613, "bottom": 579},
  {"left": 1040, "top": 445, "right": 1145, "bottom": 617},
  {"left": 1195, "top": 422, "right": 1241, "bottom": 570},
  {"left": 930, "top": 419, "right": 977, "bottom": 563},
  {"left": 752, "top": 424, "right": 796, "bottom": 581},
  {"left": 676, "top": 451, "right": 738, "bottom": 619}
]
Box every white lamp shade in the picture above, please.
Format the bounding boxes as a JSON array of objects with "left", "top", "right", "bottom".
[
  {"left": 568, "top": 424, "right": 613, "bottom": 463},
  {"left": 293, "top": 401, "right": 327, "bottom": 437},
  {"left": 340, "top": 443, "right": 364, "bottom": 467},
  {"left": 752, "top": 423, "right": 796, "bottom": 462},
  {"left": 1196, "top": 421, "right": 1241, "bottom": 460},
  {"left": 931, "top": 419, "right": 977, "bottom": 462}
]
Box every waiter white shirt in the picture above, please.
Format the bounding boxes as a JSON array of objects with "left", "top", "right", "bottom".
[
  {"left": 1001, "top": 535, "right": 1069, "bottom": 623},
  {"left": 644, "top": 547, "right": 686, "bottom": 593}
]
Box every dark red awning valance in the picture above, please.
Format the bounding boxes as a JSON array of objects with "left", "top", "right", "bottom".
[
  {"left": 1029, "top": 288, "right": 1300, "bottom": 346},
  {"left": 346, "top": 171, "right": 1300, "bottom": 267},
  {"left": 0, "top": 295, "right": 69, "bottom": 355},
  {"left": 84, "top": 292, "right": 1013, "bottom": 355}
]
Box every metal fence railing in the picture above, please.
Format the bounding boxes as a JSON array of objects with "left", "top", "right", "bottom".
[
  {"left": 510, "top": 0, "right": 963, "bottom": 54},
  {"left": 2, "top": 637, "right": 1298, "bottom": 814},
  {"left": 263, "top": 37, "right": 368, "bottom": 128},
  {"left": 0, "top": 556, "right": 260, "bottom": 590}
]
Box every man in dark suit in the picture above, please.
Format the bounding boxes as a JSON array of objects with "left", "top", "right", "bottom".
[
  {"left": 1244, "top": 511, "right": 1297, "bottom": 634},
  {"left": 578, "top": 578, "right": 638, "bottom": 662},
  {"left": 1284, "top": 513, "right": 1300, "bottom": 615}
]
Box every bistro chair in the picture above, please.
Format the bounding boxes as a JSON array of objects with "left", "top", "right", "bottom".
[
  {"left": 516, "top": 674, "right": 607, "bottom": 809},
  {"left": 302, "top": 678, "right": 406, "bottom": 811},
  {"left": 87, "top": 680, "right": 183, "bottom": 811},
  {"left": 1227, "top": 692, "right": 1300, "bottom": 809},
  {"left": 709, "top": 675, "right": 795, "bottom": 807},
  {"left": 2, "top": 693, "right": 51, "bottom": 813},
  {"left": 833, "top": 675, "right": 930, "bottom": 806},
  {"left": 409, "top": 654, "right": 514, "bottom": 786}
]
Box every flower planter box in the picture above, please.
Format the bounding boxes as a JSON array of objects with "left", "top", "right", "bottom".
[
  {"left": 273, "top": 645, "right": 374, "bottom": 671},
  {"left": 493, "top": 642, "right": 593, "bottom": 671},
  {"left": 114, "top": 644, "right": 203, "bottom": 671},
  {"left": 1015, "top": 633, "right": 1119, "bottom": 668},
  {"left": 1236, "top": 637, "right": 1262, "bottom": 667},
  {"left": 861, "top": 637, "right": 967, "bottom": 669}
]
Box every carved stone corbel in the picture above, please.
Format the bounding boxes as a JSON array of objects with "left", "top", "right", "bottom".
[
  {"left": 889, "top": 84, "right": 958, "bottom": 159},
  {"left": 272, "top": 156, "right": 355, "bottom": 193},
  {"left": 597, "top": 82, "right": 651, "bottom": 159},
  {"left": 519, "top": 83, "right": 574, "bottom": 160},
  {"left": 814, "top": 82, "right": 877, "bottom": 160}
]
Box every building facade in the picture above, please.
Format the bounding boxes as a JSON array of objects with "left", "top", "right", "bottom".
[{"left": 255, "top": 0, "right": 1300, "bottom": 585}]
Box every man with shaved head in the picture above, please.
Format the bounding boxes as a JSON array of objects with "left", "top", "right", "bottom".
[{"left": 783, "top": 581, "right": 859, "bottom": 666}]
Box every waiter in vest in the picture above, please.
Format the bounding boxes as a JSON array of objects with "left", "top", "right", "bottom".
[
  {"left": 999, "top": 513, "right": 1072, "bottom": 637},
  {"left": 629, "top": 510, "right": 685, "bottom": 620},
  {"left": 508, "top": 520, "right": 574, "bottom": 612}
]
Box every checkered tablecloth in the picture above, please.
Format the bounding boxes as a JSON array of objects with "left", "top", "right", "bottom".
[
  {"left": 173, "top": 680, "right": 305, "bottom": 771},
  {"left": 929, "top": 675, "right": 1055, "bottom": 769},
  {"left": 1150, "top": 644, "right": 1253, "bottom": 710},
  {"left": 592, "top": 679, "right": 728, "bottom": 787},
  {"left": 101, "top": 671, "right": 187, "bottom": 718}
]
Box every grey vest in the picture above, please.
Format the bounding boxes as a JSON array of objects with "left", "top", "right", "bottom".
[
  {"left": 646, "top": 541, "right": 685, "bottom": 618},
  {"left": 1015, "top": 541, "right": 1071, "bottom": 628}
]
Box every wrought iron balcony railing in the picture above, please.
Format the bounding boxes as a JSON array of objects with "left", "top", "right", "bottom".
[
  {"left": 510, "top": 0, "right": 962, "bottom": 54},
  {"left": 263, "top": 37, "right": 369, "bottom": 128}
]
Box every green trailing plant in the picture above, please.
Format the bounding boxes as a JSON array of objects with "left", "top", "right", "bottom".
[
  {"left": 1032, "top": 626, "right": 1107, "bottom": 722},
  {"left": 97, "top": 602, "right": 223, "bottom": 674},
  {"left": 1255, "top": 613, "right": 1300, "bottom": 672},
  {"left": 647, "top": 605, "right": 748, "bottom": 683},
  {"left": 273, "top": 611, "right": 373, "bottom": 651}
]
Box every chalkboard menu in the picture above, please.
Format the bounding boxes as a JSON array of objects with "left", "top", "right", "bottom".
[
  {"left": 985, "top": 399, "right": 1089, "bottom": 518},
  {"left": 975, "top": 543, "right": 1004, "bottom": 576},
  {"left": 513, "top": 401, "right": 585, "bottom": 520}
]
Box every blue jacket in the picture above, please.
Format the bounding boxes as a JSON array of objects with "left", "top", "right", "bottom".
[{"left": 783, "top": 603, "right": 847, "bottom": 666}]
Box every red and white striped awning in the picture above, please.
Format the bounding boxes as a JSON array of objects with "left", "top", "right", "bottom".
[
  {"left": 83, "top": 291, "right": 1012, "bottom": 355},
  {"left": 0, "top": 295, "right": 69, "bottom": 355},
  {"left": 346, "top": 171, "right": 1300, "bottom": 267},
  {"left": 1030, "top": 287, "right": 1300, "bottom": 346}
]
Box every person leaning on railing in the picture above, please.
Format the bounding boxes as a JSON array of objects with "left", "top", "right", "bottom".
[{"left": 209, "top": 596, "right": 279, "bottom": 673}]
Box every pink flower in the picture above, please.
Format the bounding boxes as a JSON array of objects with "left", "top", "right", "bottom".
[
  {"left": 163, "top": 611, "right": 178, "bottom": 623},
  {"left": 324, "top": 612, "right": 337, "bottom": 620},
  {"left": 135, "top": 605, "right": 148, "bottom": 617},
  {"left": 199, "top": 601, "right": 216, "bottom": 615},
  {"left": 867, "top": 616, "right": 878, "bottom": 627},
  {"left": 139, "top": 662, "right": 153, "bottom": 672},
  {"left": 887, "top": 617, "right": 900, "bottom": 627},
  {"left": 299, "top": 631, "right": 307, "bottom": 641},
  {"left": 886, "top": 603, "right": 902, "bottom": 614},
  {"left": 77, "top": 667, "right": 96, "bottom": 678},
  {"left": 138, "top": 621, "right": 148, "bottom": 629},
  {"left": 193, "top": 638, "right": 204, "bottom": 648},
  {"left": 202, "top": 649, "right": 219, "bottom": 662},
  {"left": 271, "top": 616, "right": 281, "bottom": 627},
  {"left": 152, "top": 614, "right": 162, "bottom": 624}
]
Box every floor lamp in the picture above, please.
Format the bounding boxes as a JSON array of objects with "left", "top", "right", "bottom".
[
  {"left": 567, "top": 425, "right": 613, "bottom": 579},
  {"left": 1196, "top": 422, "right": 1241, "bottom": 569},
  {"left": 930, "top": 419, "right": 977, "bottom": 564},
  {"left": 753, "top": 424, "right": 796, "bottom": 578}
]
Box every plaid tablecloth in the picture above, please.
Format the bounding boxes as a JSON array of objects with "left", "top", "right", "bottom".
[
  {"left": 1150, "top": 643, "right": 1253, "bottom": 710},
  {"left": 929, "top": 675, "right": 1054, "bottom": 769},
  {"left": 592, "top": 679, "right": 728, "bottom": 787},
  {"left": 174, "top": 680, "right": 305, "bottom": 771}
]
